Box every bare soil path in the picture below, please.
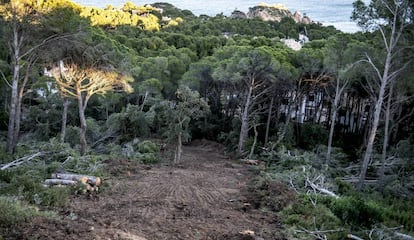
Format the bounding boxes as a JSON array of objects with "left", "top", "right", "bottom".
[{"left": 12, "top": 140, "right": 287, "bottom": 240}]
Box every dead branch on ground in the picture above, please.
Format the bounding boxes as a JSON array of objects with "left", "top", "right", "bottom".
[{"left": 0, "top": 152, "right": 44, "bottom": 170}]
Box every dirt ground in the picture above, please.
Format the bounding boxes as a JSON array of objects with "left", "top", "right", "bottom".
[{"left": 8, "top": 140, "right": 289, "bottom": 240}]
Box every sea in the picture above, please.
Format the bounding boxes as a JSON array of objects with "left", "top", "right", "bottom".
[{"left": 72, "top": 0, "right": 369, "bottom": 33}]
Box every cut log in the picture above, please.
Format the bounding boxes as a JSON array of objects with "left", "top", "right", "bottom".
[
  {"left": 45, "top": 179, "right": 77, "bottom": 186},
  {"left": 51, "top": 173, "right": 102, "bottom": 186}
]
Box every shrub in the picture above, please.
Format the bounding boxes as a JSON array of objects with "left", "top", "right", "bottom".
[
  {"left": 245, "top": 174, "right": 296, "bottom": 212},
  {"left": 5, "top": 174, "right": 68, "bottom": 208},
  {"left": 107, "top": 104, "right": 151, "bottom": 142},
  {"left": 0, "top": 197, "right": 49, "bottom": 227},
  {"left": 136, "top": 152, "right": 159, "bottom": 164},
  {"left": 135, "top": 140, "right": 160, "bottom": 153},
  {"left": 283, "top": 194, "right": 346, "bottom": 240},
  {"left": 328, "top": 196, "right": 384, "bottom": 228}
]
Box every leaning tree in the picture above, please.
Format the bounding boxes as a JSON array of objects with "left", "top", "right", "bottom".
[{"left": 352, "top": 0, "right": 413, "bottom": 190}]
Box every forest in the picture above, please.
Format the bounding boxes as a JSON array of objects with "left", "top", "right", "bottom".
[{"left": 0, "top": 0, "right": 413, "bottom": 239}]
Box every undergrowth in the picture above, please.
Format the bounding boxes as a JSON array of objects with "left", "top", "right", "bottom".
[{"left": 254, "top": 144, "right": 414, "bottom": 239}]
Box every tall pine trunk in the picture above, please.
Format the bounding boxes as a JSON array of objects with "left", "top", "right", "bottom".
[
  {"left": 264, "top": 96, "right": 274, "bottom": 147},
  {"left": 6, "top": 22, "right": 20, "bottom": 153},
  {"left": 326, "top": 80, "right": 343, "bottom": 164},
  {"left": 379, "top": 82, "right": 394, "bottom": 189},
  {"left": 357, "top": 53, "right": 392, "bottom": 190},
  {"left": 77, "top": 89, "right": 87, "bottom": 156},
  {"left": 61, "top": 98, "right": 69, "bottom": 143},
  {"left": 12, "top": 61, "right": 33, "bottom": 152},
  {"left": 238, "top": 77, "right": 255, "bottom": 155}
]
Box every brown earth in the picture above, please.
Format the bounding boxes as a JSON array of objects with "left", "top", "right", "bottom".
[{"left": 8, "top": 140, "right": 290, "bottom": 240}]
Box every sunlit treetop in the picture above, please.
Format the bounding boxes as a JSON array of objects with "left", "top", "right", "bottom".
[{"left": 79, "top": 3, "right": 161, "bottom": 30}]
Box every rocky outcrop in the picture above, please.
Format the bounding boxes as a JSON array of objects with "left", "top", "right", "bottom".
[
  {"left": 293, "top": 11, "right": 313, "bottom": 24},
  {"left": 247, "top": 5, "right": 292, "bottom": 22},
  {"left": 231, "top": 4, "right": 313, "bottom": 24},
  {"left": 230, "top": 10, "right": 247, "bottom": 19}
]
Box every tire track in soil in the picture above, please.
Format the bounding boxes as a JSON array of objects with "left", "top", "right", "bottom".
[{"left": 11, "top": 140, "right": 287, "bottom": 240}]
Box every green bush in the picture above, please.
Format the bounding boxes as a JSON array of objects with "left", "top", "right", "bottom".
[
  {"left": 382, "top": 197, "right": 414, "bottom": 232},
  {"left": 283, "top": 194, "right": 346, "bottom": 240},
  {"left": 136, "top": 152, "right": 159, "bottom": 164},
  {"left": 328, "top": 196, "right": 384, "bottom": 228},
  {"left": 36, "top": 187, "right": 70, "bottom": 208},
  {"left": 125, "top": 140, "right": 161, "bottom": 164},
  {"left": 136, "top": 140, "right": 160, "bottom": 153},
  {"left": 0, "top": 197, "right": 48, "bottom": 227}
]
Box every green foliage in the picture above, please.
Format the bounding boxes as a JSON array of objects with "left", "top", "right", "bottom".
[
  {"left": 382, "top": 198, "right": 414, "bottom": 232},
  {"left": 246, "top": 173, "right": 296, "bottom": 212},
  {"left": 135, "top": 140, "right": 159, "bottom": 153},
  {"left": 283, "top": 195, "right": 346, "bottom": 240},
  {"left": 107, "top": 104, "right": 151, "bottom": 142},
  {"left": 62, "top": 155, "right": 107, "bottom": 177},
  {"left": 297, "top": 123, "right": 328, "bottom": 150},
  {"left": 158, "top": 86, "right": 210, "bottom": 144},
  {"left": 134, "top": 140, "right": 160, "bottom": 164},
  {"left": 0, "top": 197, "right": 52, "bottom": 228},
  {"left": 0, "top": 173, "right": 70, "bottom": 208},
  {"left": 328, "top": 196, "right": 384, "bottom": 228}
]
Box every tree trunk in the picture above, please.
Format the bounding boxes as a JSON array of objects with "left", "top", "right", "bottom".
[
  {"left": 61, "top": 98, "right": 69, "bottom": 143},
  {"left": 249, "top": 120, "right": 258, "bottom": 159},
  {"left": 175, "top": 131, "right": 182, "bottom": 163},
  {"left": 12, "top": 60, "right": 33, "bottom": 152},
  {"left": 264, "top": 96, "right": 274, "bottom": 147},
  {"left": 141, "top": 91, "right": 148, "bottom": 111},
  {"left": 326, "top": 106, "right": 337, "bottom": 164},
  {"left": 357, "top": 56, "right": 392, "bottom": 191},
  {"left": 238, "top": 77, "right": 255, "bottom": 155},
  {"left": 6, "top": 25, "right": 20, "bottom": 153},
  {"left": 77, "top": 94, "right": 87, "bottom": 156},
  {"left": 379, "top": 82, "right": 394, "bottom": 189},
  {"left": 276, "top": 92, "right": 295, "bottom": 145},
  {"left": 326, "top": 86, "right": 341, "bottom": 164}
]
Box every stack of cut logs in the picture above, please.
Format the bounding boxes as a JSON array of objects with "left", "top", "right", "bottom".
[{"left": 44, "top": 173, "right": 102, "bottom": 192}]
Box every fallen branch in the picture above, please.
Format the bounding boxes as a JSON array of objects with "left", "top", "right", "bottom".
[
  {"left": 347, "top": 234, "right": 364, "bottom": 240},
  {"left": 51, "top": 173, "right": 102, "bottom": 186},
  {"left": 0, "top": 152, "right": 44, "bottom": 170},
  {"left": 306, "top": 178, "right": 339, "bottom": 198},
  {"left": 395, "top": 232, "right": 414, "bottom": 240},
  {"left": 240, "top": 159, "right": 261, "bottom": 166},
  {"left": 341, "top": 178, "right": 378, "bottom": 186},
  {"left": 295, "top": 227, "right": 343, "bottom": 240}
]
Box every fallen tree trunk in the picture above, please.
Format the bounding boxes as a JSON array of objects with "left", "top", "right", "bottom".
[
  {"left": 396, "top": 232, "right": 414, "bottom": 240},
  {"left": 51, "top": 173, "right": 102, "bottom": 186},
  {"left": 341, "top": 178, "right": 378, "bottom": 186},
  {"left": 306, "top": 178, "right": 339, "bottom": 198},
  {"left": 0, "top": 152, "right": 44, "bottom": 170}
]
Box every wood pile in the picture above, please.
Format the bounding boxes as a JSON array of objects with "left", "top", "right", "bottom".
[{"left": 44, "top": 173, "right": 102, "bottom": 192}]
